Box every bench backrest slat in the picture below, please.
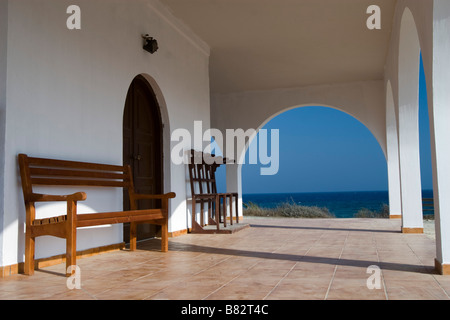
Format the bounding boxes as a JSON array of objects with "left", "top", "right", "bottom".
[
  {"left": 26, "top": 156, "right": 125, "bottom": 172},
  {"left": 29, "top": 168, "right": 127, "bottom": 180},
  {"left": 30, "top": 178, "right": 127, "bottom": 188},
  {"left": 19, "top": 154, "right": 132, "bottom": 197}
]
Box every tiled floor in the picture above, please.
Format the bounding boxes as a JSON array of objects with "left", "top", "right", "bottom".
[{"left": 1, "top": 217, "right": 450, "bottom": 300}]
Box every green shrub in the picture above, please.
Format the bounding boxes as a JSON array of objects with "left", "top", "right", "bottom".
[
  {"left": 242, "top": 201, "right": 266, "bottom": 216},
  {"left": 354, "top": 204, "right": 389, "bottom": 218},
  {"left": 243, "top": 200, "right": 334, "bottom": 219}
]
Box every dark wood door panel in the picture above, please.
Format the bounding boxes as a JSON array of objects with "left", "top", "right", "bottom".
[{"left": 123, "top": 75, "right": 163, "bottom": 242}]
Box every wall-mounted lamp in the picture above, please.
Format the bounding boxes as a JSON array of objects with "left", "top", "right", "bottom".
[{"left": 142, "top": 34, "right": 158, "bottom": 54}]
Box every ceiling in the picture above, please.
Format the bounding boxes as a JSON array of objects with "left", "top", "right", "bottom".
[{"left": 160, "top": 0, "right": 397, "bottom": 94}]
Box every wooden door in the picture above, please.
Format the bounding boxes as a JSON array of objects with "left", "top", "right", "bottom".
[{"left": 123, "top": 75, "right": 163, "bottom": 243}]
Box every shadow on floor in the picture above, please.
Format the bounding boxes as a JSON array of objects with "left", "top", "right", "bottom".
[
  {"left": 249, "top": 223, "right": 400, "bottom": 234},
  {"left": 137, "top": 238, "right": 434, "bottom": 275}
]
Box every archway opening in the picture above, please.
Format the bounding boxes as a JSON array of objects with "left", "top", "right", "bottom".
[
  {"left": 122, "top": 74, "right": 164, "bottom": 243},
  {"left": 240, "top": 106, "right": 388, "bottom": 218},
  {"left": 418, "top": 54, "right": 433, "bottom": 215}
]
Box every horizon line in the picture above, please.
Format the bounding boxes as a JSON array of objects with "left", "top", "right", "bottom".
[{"left": 242, "top": 189, "right": 433, "bottom": 196}]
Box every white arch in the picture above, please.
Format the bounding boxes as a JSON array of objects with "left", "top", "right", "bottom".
[
  {"left": 398, "top": 7, "right": 421, "bottom": 120},
  {"left": 226, "top": 103, "right": 388, "bottom": 219},
  {"left": 212, "top": 80, "right": 387, "bottom": 160},
  {"left": 236, "top": 103, "right": 386, "bottom": 167}
]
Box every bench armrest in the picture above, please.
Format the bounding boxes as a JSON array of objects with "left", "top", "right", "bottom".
[
  {"left": 131, "top": 192, "right": 176, "bottom": 200},
  {"left": 27, "top": 192, "right": 87, "bottom": 202}
]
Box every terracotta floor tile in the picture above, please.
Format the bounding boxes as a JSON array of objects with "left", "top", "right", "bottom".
[
  {"left": 286, "top": 267, "right": 335, "bottom": 280},
  {"left": 386, "top": 280, "right": 450, "bottom": 300},
  {"left": 205, "top": 282, "right": 274, "bottom": 300},
  {"left": 332, "top": 265, "right": 374, "bottom": 280},
  {"left": 326, "top": 284, "right": 387, "bottom": 300},
  {"left": 146, "top": 282, "right": 223, "bottom": 300},
  {"left": 1, "top": 217, "right": 449, "bottom": 300},
  {"left": 265, "top": 282, "right": 328, "bottom": 300}
]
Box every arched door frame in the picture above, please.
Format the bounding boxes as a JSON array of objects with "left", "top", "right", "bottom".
[{"left": 122, "top": 74, "right": 171, "bottom": 240}]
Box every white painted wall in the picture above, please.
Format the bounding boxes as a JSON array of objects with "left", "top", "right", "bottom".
[
  {"left": 432, "top": 0, "right": 450, "bottom": 268},
  {"left": 0, "top": 0, "right": 8, "bottom": 268},
  {"left": 1, "top": 0, "right": 210, "bottom": 267}
]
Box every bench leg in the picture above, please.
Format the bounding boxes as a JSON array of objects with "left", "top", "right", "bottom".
[
  {"left": 215, "top": 195, "right": 220, "bottom": 232},
  {"left": 235, "top": 195, "right": 239, "bottom": 223},
  {"left": 66, "top": 225, "right": 77, "bottom": 277},
  {"left": 24, "top": 231, "right": 35, "bottom": 276},
  {"left": 129, "top": 222, "right": 137, "bottom": 251},
  {"left": 222, "top": 196, "right": 227, "bottom": 227},
  {"left": 229, "top": 195, "right": 233, "bottom": 225},
  {"left": 24, "top": 203, "right": 36, "bottom": 275},
  {"left": 66, "top": 200, "right": 78, "bottom": 277},
  {"left": 161, "top": 222, "right": 168, "bottom": 252}
]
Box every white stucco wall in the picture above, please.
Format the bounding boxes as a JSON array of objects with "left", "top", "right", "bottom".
[
  {"left": 0, "top": 0, "right": 8, "bottom": 268},
  {"left": 1, "top": 0, "right": 210, "bottom": 267},
  {"left": 432, "top": 0, "right": 450, "bottom": 267}
]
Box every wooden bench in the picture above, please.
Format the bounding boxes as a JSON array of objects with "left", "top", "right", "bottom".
[
  {"left": 18, "top": 154, "right": 175, "bottom": 276},
  {"left": 188, "top": 150, "right": 240, "bottom": 234}
]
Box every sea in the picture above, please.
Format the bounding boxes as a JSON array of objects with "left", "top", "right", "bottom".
[{"left": 242, "top": 190, "right": 434, "bottom": 219}]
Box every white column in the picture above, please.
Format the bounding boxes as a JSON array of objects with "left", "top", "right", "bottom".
[
  {"left": 432, "top": 0, "right": 450, "bottom": 275},
  {"left": 397, "top": 109, "right": 423, "bottom": 233},
  {"left": 386, "top": 83, "right": 402, "bottom": 219},
  {"left": 397, "top": 97, "right": 423, "bottom": 232},
  {"left": 226, "top": 163, "right": 243, "bottom": 218},
  {"left": 397, "top": 9, "right": 423, "bottom": 233}
]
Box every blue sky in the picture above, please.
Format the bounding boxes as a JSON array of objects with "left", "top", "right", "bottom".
[{"left": 216, "top": 57, "right": 432, "bottom": 195}]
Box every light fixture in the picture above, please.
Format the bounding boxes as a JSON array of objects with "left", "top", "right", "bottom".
[{"left": 142, "top": 34, "right": 158, "bottom": 54}]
